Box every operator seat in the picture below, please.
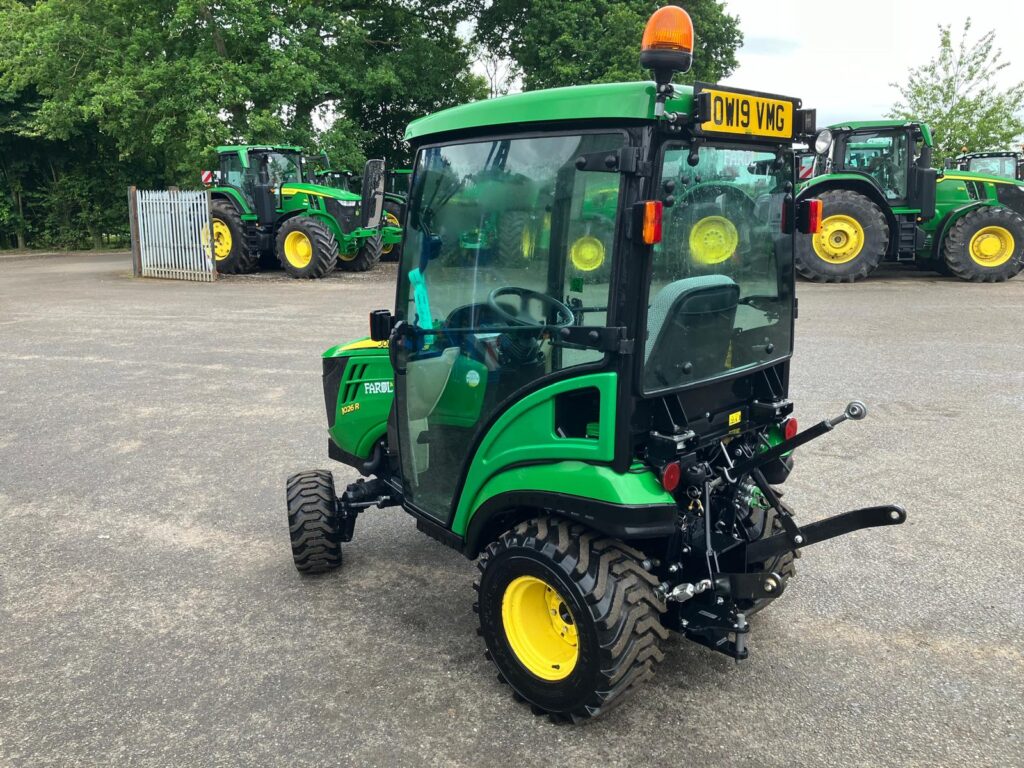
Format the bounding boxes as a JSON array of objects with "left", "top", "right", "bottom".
[{"left": 644, "top": 275, "right": 740, "bottom": 390}]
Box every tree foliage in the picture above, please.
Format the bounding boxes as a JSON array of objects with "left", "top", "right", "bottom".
[
  {"left": 888, "top": 19, "right": 1024, "bottom": 162},
  {"left": 0, "top": 0, "right": 485, "bottom": 248},
  {"left": 475, "top": 0, "right": 742, "bottom": 91}
]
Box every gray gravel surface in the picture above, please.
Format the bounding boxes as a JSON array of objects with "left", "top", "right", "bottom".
[{"left": 1, "top": 254, "right": 1021, "bottom": 767}]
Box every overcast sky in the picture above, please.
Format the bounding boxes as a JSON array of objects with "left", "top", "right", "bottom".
[{"left": 719, "top": 0, "right": 1024, "bottom": 126}]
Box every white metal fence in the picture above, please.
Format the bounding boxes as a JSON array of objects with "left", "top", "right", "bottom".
[{"left": 129, "top": 187, "right": 216, "bottom": 281}]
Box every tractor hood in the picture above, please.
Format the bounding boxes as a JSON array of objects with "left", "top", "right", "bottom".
[
  {"left": 280, "top": 182, "right": 361, "bottom": 202},
  {"left": 940, "top": 170, "right": 1024, "bottom": 188}
]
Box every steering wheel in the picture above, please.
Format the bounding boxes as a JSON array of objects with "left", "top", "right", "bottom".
[{"left": 487, "top": 286, "right": 575, "bottom": 329}]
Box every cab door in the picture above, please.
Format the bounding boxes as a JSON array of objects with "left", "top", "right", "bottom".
[{"left": 391, "top": 132, "right": 626, "bottom": 525}]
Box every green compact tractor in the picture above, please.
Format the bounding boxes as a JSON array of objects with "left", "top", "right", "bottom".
[
  {"left": 952, "top": 150, "right": 1024, "bottom": 182},
  {"left": 796, "top": 122, "right": 1024, "bottom": 282},
  {"left": 285, "top": 6, "right": 906, "bottom": 721},
  {"left": 207, "top": 146, "right": 399, "bottom": 278}
]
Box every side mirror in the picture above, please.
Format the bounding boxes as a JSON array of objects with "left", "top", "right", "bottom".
[
  {"left": 369, "top": 309, "right": 394, "bottom": 342},
  {"left": 360, "top": 159, "right": 386, "bottom": 229}
]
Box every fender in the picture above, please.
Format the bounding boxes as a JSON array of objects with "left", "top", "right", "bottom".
[
  {"left": 210, "top": 187, "right": 253, "bottom": 216},
  {"left": 928, "top": 201, "right": 998, "bottom": 259},
  {"left": 461, "top": 461, "right": 678, "bottom": 558}
]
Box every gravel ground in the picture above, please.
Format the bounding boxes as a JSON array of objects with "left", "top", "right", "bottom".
[{"left": 1, "top": 254, "right": 1021, "bottom": 767}]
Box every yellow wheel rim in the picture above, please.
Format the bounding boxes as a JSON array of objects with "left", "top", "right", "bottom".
[
  {"left": 521, "top": 226, "right": 536, "bottom": 260},
  {"left": 212, "top": 219, "right": 232, "bottom": 261},
  {"left": 570, "top": 234, "right": 605, "bottom": 272},
  {"left": 689, "top": 215, "right": 739, "bottom": 265},
  {"left": 812, "top": 214, "right": 865, "bottom": 264},
  {"left": 382, "top": 212, "right": 401, "bottom": 255},
  {"left": 501, "top": 575, "right": 579, "bottom": 681},
  {"left": 968, "top": 225, "right": 1014, "bottom": 267},
  {"left": 283, "top": 230, "right": 313, "bottom": 269}
]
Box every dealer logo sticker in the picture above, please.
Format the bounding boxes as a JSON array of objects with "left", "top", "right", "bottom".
[
  {"left": 363, "top": 381, "right": 393, "bottom": 395},
  {"left": 465, "top": 370, "right": 481, "bottom": 388}
]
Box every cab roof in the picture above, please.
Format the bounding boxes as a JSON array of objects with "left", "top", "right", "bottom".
[
  {"left": 404, "top": 81, "right": 695, "bottom": 142},
  {"left": 826, "top": 120, "right": 933, "bottom": 147}
]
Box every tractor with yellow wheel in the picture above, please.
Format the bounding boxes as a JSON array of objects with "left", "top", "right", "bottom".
[
  {"left": 796, "top": 122, "right": 1024, "bottom": 282},
  {"left": 206, "top": 146, "right": 392, "bottom": 279},
  {"left": 283, "top": 6, "right": 907, "bottom": 722}
]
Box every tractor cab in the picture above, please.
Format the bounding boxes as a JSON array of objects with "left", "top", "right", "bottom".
[
  {"left": 808, "top": 121, "right": 936, "bottom": 211},
  {"left": 954, "top": 151, "right": 1024, "bottom": 181},
  {"left": 287, "top": 5, "right": 907, "bottom": 722}
]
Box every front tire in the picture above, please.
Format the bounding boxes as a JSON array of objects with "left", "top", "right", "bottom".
[
  {"left": 210, "top": 200, "right": 259, "bottom": 274},
  {"left": 276, "top": 217, "right": 338, "bottom": 279},
  {"left": 942, "top": 207, "right": 1024, "bottom": 282},
  {"left": 795, "top": 190, "right": 888, "bottom": 282},
  {"left": 338, "top": 231, "right": 382, "bottom": 272},
  {"left": 286, "top": 470, "right": 342, "bottom": 574},
  {"left": 476, "top": 517, "right": 668, "bottom": 722}
]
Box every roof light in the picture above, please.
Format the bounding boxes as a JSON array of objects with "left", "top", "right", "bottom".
[{"left": 640, "top": 6, "right": 694, "bottom": 84}]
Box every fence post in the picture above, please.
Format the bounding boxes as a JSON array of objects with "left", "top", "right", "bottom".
[
  {"left": 127, "top": 186, "right": 142, "bottom": 277},
  {"left": 206, "top": 189, "right": 217, "bottom": 280}
]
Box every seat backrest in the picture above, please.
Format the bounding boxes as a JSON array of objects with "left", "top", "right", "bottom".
[{"left": 644, "top": 275, "right": 739, "bottom": 390}]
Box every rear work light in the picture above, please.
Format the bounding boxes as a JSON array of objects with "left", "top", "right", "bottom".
[{"left": 641, "top": 200, "right": 663, "bottom": 245}]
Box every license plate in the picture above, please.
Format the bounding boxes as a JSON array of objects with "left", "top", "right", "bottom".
[{"left": 698, "top": 87, "right": 795, "bottom": 140}]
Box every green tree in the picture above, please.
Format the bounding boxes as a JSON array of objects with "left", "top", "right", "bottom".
[
  {"left": 889, "top": 19, "right": 1024, "bottom": 162},
  {"left": 0, "top": 0, "right": 485, "bottom": 248},
  {"left": 475, "top": 0, "right": 742, "bottom": 91}
]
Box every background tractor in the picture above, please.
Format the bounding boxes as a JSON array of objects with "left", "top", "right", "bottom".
[
  {"left": 207, "top": 145, "right": 395, "bottom": 278},
  {"left": 284, "top": 6, "right": 905, "bottom": 722},
  {"left": 796, "top": 122, "right": 1024, "bottom": 282},
  {"left": 951, "top": 150, "right": 1024, "bottom": 181}
]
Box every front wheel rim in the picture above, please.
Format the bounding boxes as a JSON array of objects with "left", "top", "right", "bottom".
[
  {"left": 812, "top": 214, "right": 865, "bottom": 264},
  {"left": 968, "top": 225, "right": 1015, "bottom": 267},
  {"left": 212, "top": 219, "right": 232, "bottom": 260},
  {"left": 283, "top": 231, "right": 313, "bottom": 268},
  {"left": 501, "top": 575, "right": 579, "bottom": 681}
]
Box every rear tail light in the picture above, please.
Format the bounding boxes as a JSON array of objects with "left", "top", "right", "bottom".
[
  {"left": 661, "top": 461, "right": 681, "bottom": 493},
  {"left": 642, "top": 200, "right": 663, "bottom": 244},
  {"left": 784, "top": 417, "right": 799, "bottom": 441}
]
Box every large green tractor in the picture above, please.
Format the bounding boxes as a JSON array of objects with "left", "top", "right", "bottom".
[
  {"left": 952, "top": 150, "right": 1024, "bottom": 182},
  {"left": 796, "top": 122, "right": 1024, "bottom": 282},
  {"left": 207, "top": 146, "right": 393, "bottom": 278},
  {"left": 284, "top": 6, "right": 905, "bottom": 721}
]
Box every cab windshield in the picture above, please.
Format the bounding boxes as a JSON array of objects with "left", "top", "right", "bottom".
[
  {"left": 966, "top": 155, "right": 1017, "bottom": 178},
  {"left": 644, "top": 144, "right": 793, "bottom": 394}
]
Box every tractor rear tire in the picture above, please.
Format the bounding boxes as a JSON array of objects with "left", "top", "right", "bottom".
[
  {"left": 339, "top": 232, "right": 382, "bottom": 272},
  {"left": 794, "top": 190, "right": 888, "bottom": 282},
  {"left": 497, "top": 212, "right": 535, "bottom": 267},
  {"left": 286, "top": 470, "right": 342, "bottom": 574},
  {"left": 210, "top": 200, "right": 259, "bottom": 274},
  {"left": 941, "top": 207, "right": 1024, "bottom": 282},
  {"left": 276, "top": 217, "right": 338, "bottom": 279},
  {"left": 475, "top": 517, "right": 668, "bottom": 722}
]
